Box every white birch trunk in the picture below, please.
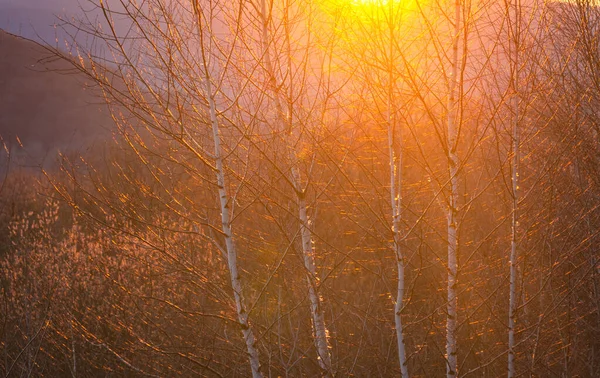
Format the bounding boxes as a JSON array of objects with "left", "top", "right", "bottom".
[
  {"left": 446, "top": 0, "right": 461, "bottom": 375},
  {"left": 205, "top": 71, "right": 263, "bottom": 378},
  {"left": 387, "top": 33, "right": 409, "bottom": 376},
  {"left": 390, "top": 132, "right": 409, "bottom": 378},
  {"left": 298, "top": 193, "right": 333, "bottom": 374},
  {"left": 508, "top": 0, "right": 520, "bottom": 375},
  {"left": 446, "top": 200, "right": 459, "bottom": 378},
  {"left": 192, "top": 1, "right": 263, "bottom": 374},
  {"left": 259, "top": 1, "right": 332, "bottom": 374}
]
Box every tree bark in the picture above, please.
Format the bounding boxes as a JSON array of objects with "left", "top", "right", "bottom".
[
  {"left": 258, "top": 1, "right": 333, "bottom": 374},
  {"left": 195, "top": 1, "right": 263, "bottom": 373},
  {"left": 387, "top": 14, "right": 409, "bottom": 373},
  {"left": 446, "top": 0, "right": 461, "bottom": 375},
  {"left": 206, "top": 78, "right": 263, "bottom": 378},
  {"left": 508, "top": 0, "right": 520, "bottom": 375}
]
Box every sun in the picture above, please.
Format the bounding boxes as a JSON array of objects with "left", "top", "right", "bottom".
[
  {"left": 328, "top": 0, "right": 417, "bottom": 20},
  {"left": 321, "top": 0, "right": 404, "bottom": 12},
  {"left": 342, "top": 0, "right": 419, "bottom": 28},
  {"left": 351, "top": 0, "right": 395, "bottom": 5},
  {"left": 315, "top": 0, "right": 421, "bottom": 41}
]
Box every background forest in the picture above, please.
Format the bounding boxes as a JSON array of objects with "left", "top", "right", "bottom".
[{"left": 1, "top": 0, "right": 600, "bottom": 377}]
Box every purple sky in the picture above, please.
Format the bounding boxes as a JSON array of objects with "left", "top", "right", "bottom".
[
  {"left": 0, "top": 0, "right": 127, "bottom": 48},
  {"left": 0, "top": 0, "right": 76, "bottom": 40}
]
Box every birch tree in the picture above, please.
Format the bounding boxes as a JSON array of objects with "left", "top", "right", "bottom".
[
  {"left": 251, "top": 1, "right": 336, "bottom": 372},
  {"left": 506, "top": 0, "right": 520, "bottom": 376},
  {"left": 53, "top": 0, "right": 267, "bottom": 375},
  {"left": 192, "top": 1, "right": 263, "bottom": 374},
  {"left": 331, "top": 2, "right": 416, "bottom": 375},
  {"left": 399, "top": 0, "right": 493, "bottom": 374},
  {"left": 445, "top": 1, "right": 461, "bottom": 374},
  {"left": 496, "top": 1, "right": 548, "bottom": 374}
]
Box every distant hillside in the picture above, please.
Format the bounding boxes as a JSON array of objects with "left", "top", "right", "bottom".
[{"left": 0, "top": 29, "right": 113, "bottom": 168}]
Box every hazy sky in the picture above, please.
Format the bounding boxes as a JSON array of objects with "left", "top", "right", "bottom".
[
  {"left": 0, "top": 0, "right": 77, "bottom": 42},
  {"left": 0, "top": 0, "right": 74, "bottom": 9},
  {"left": 0, "top": 1, "right": 128, "bottom": 45}
]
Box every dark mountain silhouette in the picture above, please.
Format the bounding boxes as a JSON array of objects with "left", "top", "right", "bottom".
[{"left": 0, "top": 29, "right": 113, "bottom": 168}]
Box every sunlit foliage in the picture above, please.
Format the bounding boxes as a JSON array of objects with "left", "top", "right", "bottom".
[{"left": 1, "top": 0, "right": 600, "bottom": 376}]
